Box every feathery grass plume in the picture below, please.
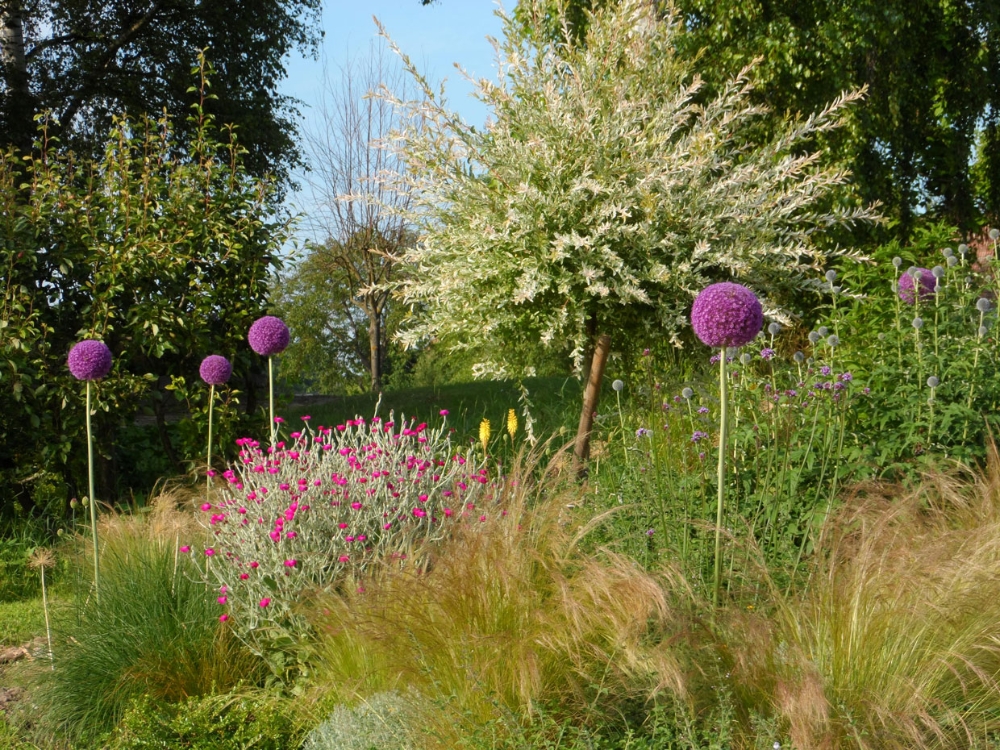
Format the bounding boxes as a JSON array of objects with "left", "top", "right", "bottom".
[
  {"left": 307, "top": 443, "right": 689, "bottom": 747},
  {"left": 28, "top": 548, "right": 55, "bottom": 668},
  {"left": 716, "top": 444, "right": 1000, "bottom": 749}
]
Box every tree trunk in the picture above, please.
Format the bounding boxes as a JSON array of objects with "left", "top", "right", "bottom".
[
  {"left": 573, "top": 333, "right": 611, "bottom": 479},
  {"left": 368, "top": 310, "right": 382, "bottom": 392},
  {"left": 0, "top": 1, "right": 33, "bottom": 153},
  {"left": 581, "top": 310, "right": 598, "bottom": 383}
]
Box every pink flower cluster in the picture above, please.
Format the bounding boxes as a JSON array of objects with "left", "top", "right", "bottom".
[{"left": 187, "top": 411, "right": 495, "bottom": 635}]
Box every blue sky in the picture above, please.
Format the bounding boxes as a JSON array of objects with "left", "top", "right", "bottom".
[{"left": 280, "top": 1, "right": 505, "bottom": 239}]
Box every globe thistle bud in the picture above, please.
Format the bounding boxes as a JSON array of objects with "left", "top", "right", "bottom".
[
  {"left": 740, "top": 352, "right": 752, "bottom": 365},
  {"left": 827, "top": 334, "right": 840, "bottom": 347},
  {"left": 892, "top": 257, "right": 903, "bottom": 268},
  {"left": 927, "top": 376, "right": 939, "bottom": 389},
  {"left": 932, "top": 266, "right": 945, "bottom": 279},
  {"left": 612, "top": 379, "right": 624, "bottom": 392},
  {"left": 877, "top": 332, "right": 886, "bottom": 341},
  {"left": 958, "top": 244, "right": 968, "bottom": 255},
  {"left": 947, "top": 256, "right": 958, "bottom": 267},
  {"left": 990, "top": 228, "right": 1000, "bottom": 240},
  {"left": 979, "top": 325, "right": 989, "bottom": 338},
  {"left": 818, "top": 326, "right": 829, "bottom": 337},
  {"left": 977, "top": 298, "right": 992, "bottom": 313},
  {"left": 681, "top": 387, "right": 694, "bottom": 400},
  {"left": 808, "top": 331, "right": 821, "bottom": 344},
  {"left": 912, "top": 317, "right": 924, "bottom": 329},
  {"left": 767, "top": 322, "right": 782, "bottom": 336},
  {"left": 793, "top": 351, "right": 805, "bottom": 363},
  {"left": 825, "top": 270, "right": 838, "bottom": 283},
  {"left": 942, "top": 247, "right": 954, "bottom": 258}
]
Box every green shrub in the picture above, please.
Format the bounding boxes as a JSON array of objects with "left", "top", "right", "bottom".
[{"left": 108, "top": 691, "right": 302, "bottom": 750}]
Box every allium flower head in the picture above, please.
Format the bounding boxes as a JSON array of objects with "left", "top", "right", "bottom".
[
  {"left": 690, "top": 282, "right": 763, "bottom": 348},
  {"left": 898, "top": 268, "right": 935, "bottom": 304},
  {"left": 199, "top": 355, "right": 232, "bottom": 386},
  {"left": 247, "top": 315, "right": 290, "bottom": 356},
  {"left": 68, "top": 340, "right": 113, "bottom": 381}
]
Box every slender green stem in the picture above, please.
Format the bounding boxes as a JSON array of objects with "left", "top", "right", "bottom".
[
  {"left": 86, "top": 381, "right": 100, "bottom": 600},
  {"left": 713, "top": 351, "right": 728, "bottom": 608},
  {"left": 206, "top": 383, "right": 215, "bottom": 506},
  {"left": 41, "top": 566, "right": 53, "bottom": 668},
  {"left": 616, "top": 390, "right": 629, "bottom": 465},
  {"left": 268, "top": 356, "right": 275, "bottom": 448}
]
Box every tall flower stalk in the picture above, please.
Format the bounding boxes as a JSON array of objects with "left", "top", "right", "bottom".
[
  {"left": 248, "top": 316, "right": 290, "bottom": 448},
  {"left": 199, "top": 355, "right": 233, "bottom": 506},
  {"left": 68, "top": 339, "right": 112, "bottom": 598},
  {"left": 690, "top": 282, "right": 763, "bottom": 607}
]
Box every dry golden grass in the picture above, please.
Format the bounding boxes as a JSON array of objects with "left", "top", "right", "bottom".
[
  {"left": 720, "top": 443, "right": 1000, "bottom": 749},
  {"left": 307, "top": 444, "right": 693, "bottom": 745}
]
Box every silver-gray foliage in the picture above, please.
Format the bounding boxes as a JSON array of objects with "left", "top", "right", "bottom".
[
  {"left": 378, "top": 0, "right": 877, "bottom": 377},
  {"left": 303, "top": 692, "right": 416, "bottom": 750}
]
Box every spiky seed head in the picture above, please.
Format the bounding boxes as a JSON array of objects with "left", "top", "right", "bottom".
[
  {"left": 827, "top": 334, "right": 840, "bottom": 347},
  {"left": 927, "top": 376, "right": 939, "bottom": 388},
  {"left": 28, "top": 548, "right": 55, "bottom": 570},
  {"left": 808, "top": 331, "right": 821, "bottom": 344},
  {"left": 942, "top": 247, "right": 953, "bottom": 257},
  {"left": 892, "top": 256, "right": 903, "bottom": 268},
  {"left": 825, "top": 270, "right": 837, "bottom": 282},
  {"left": 932, "top": 265, "right": 945, "bottom": 279},
  {"left": 793, "top": 351, "right": 805, "bottom": 363}
]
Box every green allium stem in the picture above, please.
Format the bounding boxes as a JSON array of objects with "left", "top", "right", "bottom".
[
  {"left": 713, "top": 350, "right": 728, "bottom": 608},
  {"left": 268, "top": 356, "right": 276, "bottom": 448},
  {"left": 206, "top": 383, "right": 215, "bottom": 507},
  {"left": 41, "top": 565, "right": 53, "bottom": 669},
  {"left": 86, "top": 381, "right": 100, "bottom": 600},
  {"left": 615, "top": 389, "right": 629, "bottom": 466}
]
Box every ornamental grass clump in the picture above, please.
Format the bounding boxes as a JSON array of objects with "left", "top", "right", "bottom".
[
  {"left": 188, "top": 412, "right": 487, "bottom": 639},
  {"left": 67, "top": 338, "right": 113, "bottom": 597},
  {"left": 691, "top": 282, "right": 763, "bottom": 605}
]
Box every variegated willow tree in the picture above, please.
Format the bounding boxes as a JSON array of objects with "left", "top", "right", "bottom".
[{"left": 379, "top": 0, "right": 878, "bottom": 468}]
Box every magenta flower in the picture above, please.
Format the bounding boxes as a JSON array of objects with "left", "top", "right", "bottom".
[
  {"left": 248, "top": 315, "right": 290, "bottom": 356},
  {"left": 284, "top": 559, "right": 297, "bottom": 567},
  {"left": 219, "top": 614, "right": 229, "bottom": 622},
  {"left": 199, "top": 355, "right": 232, "bottom": 385},
  {"left": 259, "top": 598, "right": 271, "bottom": 608},
  {"left": 67, "top": 340, "right": 113, "bottom": 381},
  {"left": 180, "top": 545, "right": 191, "bottom": 553},
  {"left": 691, "top": 282, "right": 763, "bottom": 348},
  {"left": 338, "top": 555, "right": 350, "bottom": 563},
  {"left": 217, "top": 596, "right": 227, "bottom": 604},
  {"left": 898, "top": 267, "right": 935, "bottom": 304},
  {"left": 204, "top": 548, "right": 215, "bottom": 556}
]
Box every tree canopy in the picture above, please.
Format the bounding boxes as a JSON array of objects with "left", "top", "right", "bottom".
[
  {"left": 0, "top": 0, "right": 321, "bottom": 186},
  {"left": 384, "top": 0, "right": 875, "bottom": 379},
  {"left": 514, "top": 0, "right": 1000, "bottom": 235}
]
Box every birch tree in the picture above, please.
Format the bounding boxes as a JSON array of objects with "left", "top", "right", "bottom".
[{"left": 382, "top": 0, "right": 877, "bottom": 464}]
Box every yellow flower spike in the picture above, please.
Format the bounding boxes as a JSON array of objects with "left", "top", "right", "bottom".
[
  {"left": 479, "top": 418, "right": 491, "bottom": 454},
  {"left": 507, "top": 408, "right": 518, "bottom": 439}
]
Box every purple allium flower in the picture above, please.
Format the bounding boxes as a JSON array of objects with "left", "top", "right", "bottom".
[
  {"left": 67, "top": 340, "right": 112, "bottom": 381},
  {"left": 199, "top": 355, "right": 232, "bottom": 385},
  {"left": 691, "top": 282, "right": 763, "bottom": 348},
  {"left": 247, "top": 315, "right": 290, "bottom": 356},
  {"left": 898, "top": 268, "right": 935, "bottom": 304}
]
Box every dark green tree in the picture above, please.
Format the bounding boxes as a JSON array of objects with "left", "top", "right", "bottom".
[
  {"left": 0, "top": 0, "right": 320, "bottom": 185},
  {"left": 513, "top": 0, "right": 1000, "bottom": 235},
  {"left": 0, "top": 57, "right": 288, "bottom": 519}
]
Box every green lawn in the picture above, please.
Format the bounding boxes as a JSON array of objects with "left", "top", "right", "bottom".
[
  {"left": 282, "top": 376, "right": 584, "bottom": 446},
  {"left": 0, "top": 597, "right": 48, "bottom": 648}
]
